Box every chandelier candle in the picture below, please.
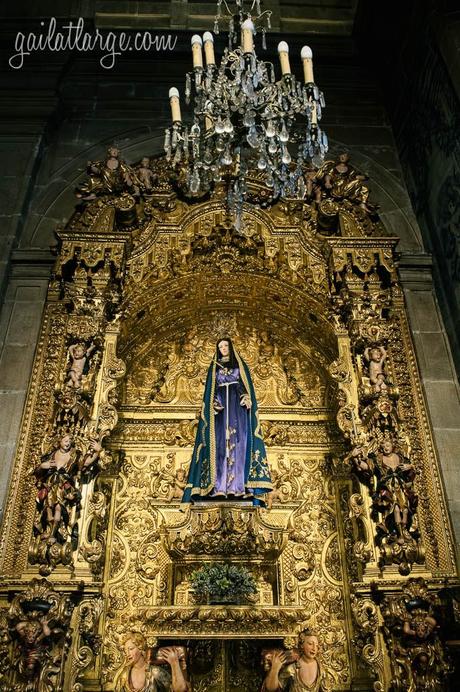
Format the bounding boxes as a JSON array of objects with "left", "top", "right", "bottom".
[
  {"left": 203, "top": 31, "right": 216, "bottom": 65},
  {"left": 169, "top": 87, "right": 181, "bottom": 123},
  {"left": 241, "top": 18, "right": 255, "bottom": 53},
  {"left": 277, "top": 41, "right": 291, "bottom": 75},
  {"left": 301, "top": 45, "right": 314, "bottom": 84},
  {"left": 191, "top": 34, "right": 203, "bottom": 68}
]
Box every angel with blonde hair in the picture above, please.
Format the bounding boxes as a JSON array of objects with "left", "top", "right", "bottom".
[{"left": 114, "top": 632, "right": 189, "bottom": 692}]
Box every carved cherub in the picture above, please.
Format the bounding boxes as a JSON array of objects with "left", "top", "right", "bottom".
[
  {"left": 167, "top": 467, "right": 187, "bottom": 501},
  {"left": 266, "top": 469, "right": 283, "bottom": 509},
  {"left": 364, "top": 345, "right": 387, "bottom": 388},
  {"left": 66, "top": 341, "right": 96, "bottom": 389},
  {"left": 373, "top": 372, "right": 387, "bottom": 393},
  {"left": 303, "top": 167, "right": 322, "bottom": 205},
  {"left": 135, "top": 156, "right": 156, "bottom": 193},
  {"left": 150, "top": 458, "right": 188, "bottom": 502}
]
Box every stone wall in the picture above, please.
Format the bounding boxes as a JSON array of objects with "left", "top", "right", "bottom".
[{"left": 356, "top": 0, "right": 460, "bottom": 377}]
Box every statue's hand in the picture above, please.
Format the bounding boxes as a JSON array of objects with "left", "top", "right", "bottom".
[
  {"left": 160, "top": 646, "right": 179, "bottom": 666},
  {"left": 270, "top": 650, "right": 287, "bottom": 673},
  {"left": 213, "top": 399, "right": 224, "bottom": 413},
  {"left": 88, "top": 437, "right": 102, "bottom": 454},
  {"left": 240, "top": 394, "right": 251, "bottom": 409}
]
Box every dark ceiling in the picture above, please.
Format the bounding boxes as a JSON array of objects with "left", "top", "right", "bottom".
[{"left": 1, "top": 1, "right": 359, "bottom": 36}]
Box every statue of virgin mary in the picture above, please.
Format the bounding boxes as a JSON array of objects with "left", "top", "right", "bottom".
[{"left": 182, "top": 337, "right": 272, "bottom": 506}]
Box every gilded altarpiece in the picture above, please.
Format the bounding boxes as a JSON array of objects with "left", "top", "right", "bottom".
[{"left": 0, "top": 154, "right": 458, "bottom": 691}]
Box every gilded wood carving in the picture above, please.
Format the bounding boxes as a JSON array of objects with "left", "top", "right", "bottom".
[{"left": 0, "top": 153, "right": 457, "bottom": 691}]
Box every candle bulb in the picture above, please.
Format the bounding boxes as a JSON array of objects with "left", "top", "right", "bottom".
[
  {"left": 277, "top": 41, "right": 291, "bottom": 75},
  {"left": 241, "top": 18, "right": 255, "bottom": 53},
  {"left": 301, "top": 45, "right": 315, "bottom": 84},
  {"left": 203, "top": 32, "right": 215, "bottom": 66},
  {"left": 169, "top": 87, "right": 181, "bottom": 123},
  {"left": 191, "top": 34, "right": 203, "bottom": 69}
]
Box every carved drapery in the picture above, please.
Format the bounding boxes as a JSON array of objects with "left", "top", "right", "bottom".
[{"left": 0, "top": 154, "right": 457, "bottom": 691}]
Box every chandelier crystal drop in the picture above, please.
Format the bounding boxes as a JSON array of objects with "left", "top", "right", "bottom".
[{"left": 164, "top": 0, "right": 328, "bottom": 225}]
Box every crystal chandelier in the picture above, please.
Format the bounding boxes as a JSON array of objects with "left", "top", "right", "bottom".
[{"left": 164, "top": 0, "right": 328, "bottom": 225}]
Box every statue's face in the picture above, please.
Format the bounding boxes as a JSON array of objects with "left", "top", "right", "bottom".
[
  {"left": 23, "top": 623, "right": 39, "bottom": 644},
  {"left": 124, "top": 639, "right": 144, "bottom": 665},
  {"left": 218, "top": 340, "right": 230, "bottom": 357},
  {"left": 370, "top": 348, "right": 381, "bottom": 362},
  {"left": 74, "top": 344, "right": 85, "bottom": 358},
  {"left": 414, "top": 621, "right": 430, "bottom": 639},
  {"left": 177, "top": 469, "right": 185, "bottom": 481},
  {"left": 382, "top": 440, "right": 393, "bottom": 454},
  {"left": 339, "top": 152, "right": 349, "bottom": 163},
  {"left": 300, "top": 635, "right": 318, "bottom": 660},
  {"left": 141, "top": 157, "right": 150, "bottom": 167},
  {"left": 60, "top": 434, "right": 73, "bottom": 451}
]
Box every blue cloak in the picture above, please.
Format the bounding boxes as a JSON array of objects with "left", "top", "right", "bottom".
[{"left": 182, "top": 347, "right": 272, "bottom": 506}]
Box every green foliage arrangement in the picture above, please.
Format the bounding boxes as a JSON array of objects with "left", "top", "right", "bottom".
[{"left": 190, "top": 562, "right": 257, "bottom": 602}]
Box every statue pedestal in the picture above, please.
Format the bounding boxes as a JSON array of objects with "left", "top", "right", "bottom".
[{"left": 160, "top": 503, "right": 297, "bottom": 613}]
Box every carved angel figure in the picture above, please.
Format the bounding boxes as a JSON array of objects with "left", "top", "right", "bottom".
[
  {"left": 262, "top": 630, "right": 330, "bottom": 691},
  {"left": 114, "top": 632, "right": 189, "bottom": 692},
  {"left": 316, "top": 152, "right": 374, "bottom": 212},
  {"left": 76, "top": 146, "right": 136, "bottom": 200},
  {"left": 371, "top": 438, "right": 418, "bottom": 544},
  {"left": 33, "top": 433, "right": 102, "bottom": 548},
  {"left": 152, "top": 465, "right": 188, "bottom": 502},
  {"left": 344, "top": 444, "right": 374, "bottom": 486},
  {"left": 303, "top": 166, "right": 322, "bottom": 205}
]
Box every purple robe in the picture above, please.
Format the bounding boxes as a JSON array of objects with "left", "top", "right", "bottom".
[{"left": 211, "top": 365, "right": 249, "bottom": 497}]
